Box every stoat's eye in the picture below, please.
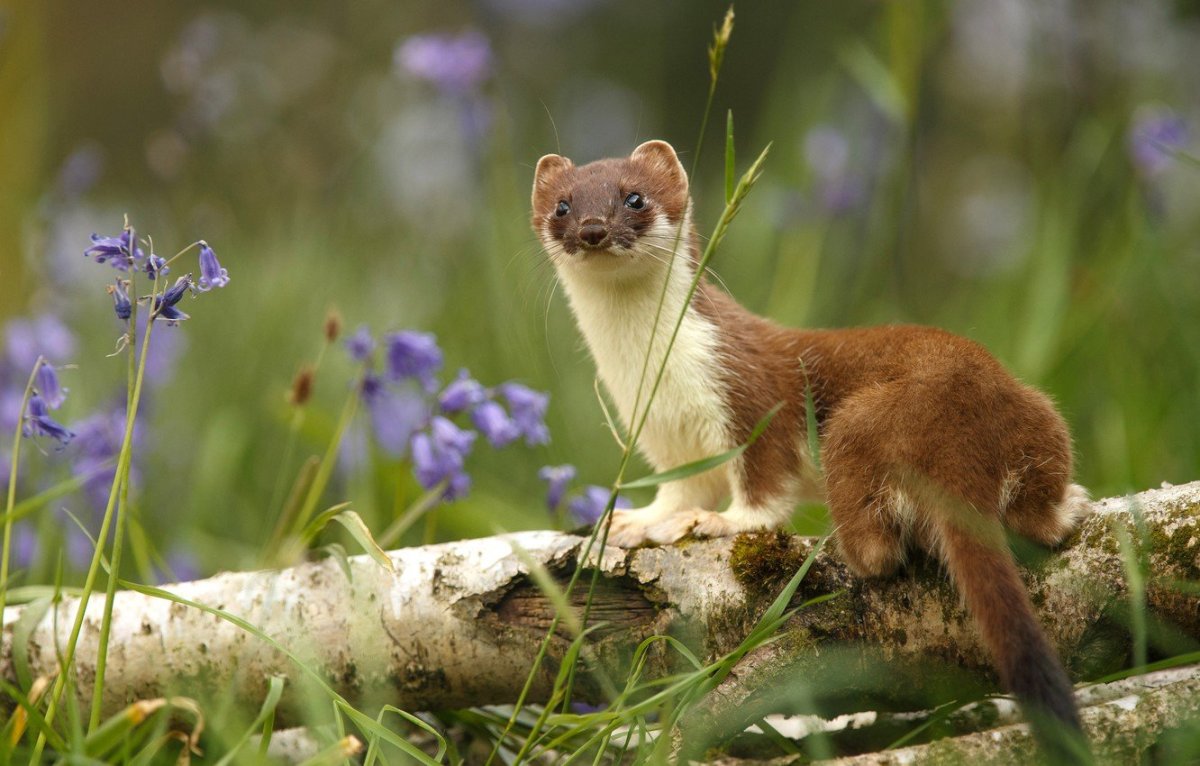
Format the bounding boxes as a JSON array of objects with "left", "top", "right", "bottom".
[
  {"left": 624, "top": 192, "right": 645, "bottom": 210},
  {"left": 555, "top": 200, "right": 570, "bottom": 217}
]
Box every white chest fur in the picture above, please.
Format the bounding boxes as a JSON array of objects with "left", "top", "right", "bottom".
[{"left": 554, "top": 243, "right": 732, "bottom": 485}]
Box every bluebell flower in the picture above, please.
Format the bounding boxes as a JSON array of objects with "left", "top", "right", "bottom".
[
  {"left": 499, "top": 382, "right": 550, "bottom": 445},
  {"left": 567, "top": 485, "right": 631, "bottom": 526},
  {"left": 361, "top": 374, "right": 429, "bottom": 456},
  {"left": 345, "top": 326, "right": 374, "bottom": 361},
  {"left": 23, "top": 394, "right": 75, "bottom": 447},
  {"left": 410, "top": 416, "right": 476, "bottom": 500},
  {"left": 386, "top": 331, "right": 443, "bottom": 390},
  {"left": 538, "top": 464, "right": 576, "bottom": 512},
  {"left": 196, "top": 242, "right": 229, "bottom": 291},
  {"left": 35, "top": 363, "right": 67, "bottom": 409},
  {"left": 109, "top": 280, "right": 132, "bottom": 320},
  {"left": 438, "top": 369, "right": 486, "bottom": 414},
  {"left": 395, "top": 30, "right": 493, "bottom": 95},
  {"left": 85, "top": 230, "right": 143, "bottom": 270},
  {"left": 471, "top": 400, "right": 520, "bottom": 447},
  {"left": 1130, "top": 106, "right": 1189, "bottom": 176},
  {"left": 145, "top": 253, "right": 169, "bottom": 280},
  {"left": 151, "top": 276, "right": 193, "bottom": 324},
  {"left": 5, "top": 315, "right": 76, "bottom": 372}
]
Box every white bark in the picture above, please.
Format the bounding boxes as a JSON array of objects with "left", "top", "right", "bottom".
[{"left": 0, "top": 481, "right": 1196, "bottom": 738}]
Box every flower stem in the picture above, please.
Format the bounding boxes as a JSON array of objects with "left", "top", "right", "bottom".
[
  {"left": 89, "top": 269, "right": 157, "bottom": 732},
  {"left": 32, "top": 262, "right": 158, "bottom": 757},
  {"left": 0, "top": 356, "right": 47, "bottom": 620}
]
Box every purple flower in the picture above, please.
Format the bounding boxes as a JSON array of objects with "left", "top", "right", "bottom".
[
  {"left": 410, "top": 416, "right": 476, "bottom": 500},
  {"left": 538, "top": 464, "right": 576, "bottom": 512},
  {"left": 35, "top": 363, "right": 67, "bottom": 409},
  {"left": 196, "top": 242, "right": 229, "bottom": 291},
  {"left": 567, "top": 485, "right": 631, "bottom": 526},
  {"left": 438, "top": 369, "right": 486, "bottom": 414},
  {"left": 386, "top": 331, "right": 443, "bottom": 390},
  {"left": 145, "top": 253, "right": 169, "bottom": 280},
  {"left": 109, "top": 280, "right": 132, "bottom": 320},
  {"left": 499, "top": 382, "right": 550, "bottom": 445},
  {"left": 12, "top": 524, "right": 38, "bottom": 570},
  {"left": 23, "top": 394, "right": 74, "bottom": 447},
  {"left": 151, "top": 276, "right": 192, "bottom": 324},
  {"left": 361, "top": 374, "right": 429, "bottom": 456},
  {"left": 395, "top": 30, "right": 493, "bottom": 94},
  {"left": 84, "top": 230, "right": 143, "bottom": 271},
  {"left": 345, "top": 326, "right": 375, "bottom": 362},
  {"left": 161, "top": 549, "right": 201, "bottom": 583},
  {"left": 71, "top": 410, "right": 131, "bottom": 515},
  {"left": 5, "top": 315, "right": 76, "bottom": 372},
  {"left": 1130, "top": 106, "right": 1189, "bottom": 176},
  {"left": 803, "top": 125, "right": 864, "bottom": 216},
  {"left": 471, "top": 400, "right": 520, "bottom": 447}
]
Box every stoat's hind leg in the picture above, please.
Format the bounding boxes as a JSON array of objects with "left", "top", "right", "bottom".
[
  {"left": 1005, "top": 480, "right": 1091, "bottom": 547},
  {"left": 821, "top": 393, "right": 911, "bottom": 578}
]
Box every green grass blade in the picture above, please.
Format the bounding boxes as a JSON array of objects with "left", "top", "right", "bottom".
[
  {"left": 724, "top": 110, "right": 735, "bottom": 204},
  {"left": 213, "top": 676, "right": 286, "bottom": 766}
]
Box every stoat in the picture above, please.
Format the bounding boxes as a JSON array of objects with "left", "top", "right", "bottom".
[{"left": 532, "top": 140, "right": 1090, "bottom": 756}]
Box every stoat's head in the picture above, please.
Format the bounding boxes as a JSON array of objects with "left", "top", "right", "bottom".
[{"left": 531, "top": 140, "right": 692, "bottom": 278}]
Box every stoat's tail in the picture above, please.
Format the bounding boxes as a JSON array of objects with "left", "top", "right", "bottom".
[{"left": 935, "top": 515, "right": 1091, "bottom": 764}]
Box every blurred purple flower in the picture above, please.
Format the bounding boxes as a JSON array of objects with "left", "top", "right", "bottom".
[
  {"left": 471, "top": 400, "right": 520, "bottom": 447},
  {"left": 538, "top": 464, "right": 576, "bottom": 512},
  {"left": 410, "top": 416, "right": 476, "bottom": 500},
  {"left": 345, "top": 326, "right": 375, "bottom": 361},
  {"left": 54, "top": 143, "right": 105, "bottom": 201},
  {"left": 72, "top": 409, "right": 135, "bottom": 516},
  {"left": 136, "top": 310, "right": 186, "bottom": 386},
  {"left": 161, "top": 549, "right": 201, "bottom": 583},
  {"left": 568, "top": 485, "right": 631, "bottom": 526},
  {"left": 23, "top": 394, "right": 74, "bottom": 447},
  {"left": 499, "top": 382, "right": 550, "bottom": 445},
  {"left": 1130, "top": 106, "right": 1188, "bottom": 176},
  {"left": 361, "top": 374, "right": 429, "bottom": 456},
  {"left": 35, "top": 363, "right": 67, "bottom": 410},
  {"left": 85, "top": 230, "right": 142, "bottom": 271},
  {"left": 5, "top": 315, "right": 76, "bottom": 372},
  {"left": 803, "top": 125, "right": 864, "bottom": 216},
  {"left": 438, "top": 369, "right": 486, "bottom": 414},
  {"left": 66, "top": 525, "right": 94, "bottom": 570},
  {"left": 386, "top": 331, "right": 443, "bottom": 390},
  {"left": 12, "top": 524, "right": 38, "bottom": 570},
  {"left": 395, "top": 30, "right": 492, "bottom": 95},
  {"left": 0, "top": 390, "right": 23, "bottom": 434},
  {"left": 196, "top": 242, "right": 229, "bottom": 291}
]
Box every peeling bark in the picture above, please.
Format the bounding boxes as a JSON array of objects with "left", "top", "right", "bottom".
[{"left": 0, "top": 482, "right": 1196, "bottom": 739}]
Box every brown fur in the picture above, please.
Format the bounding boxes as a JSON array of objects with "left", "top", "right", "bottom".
[{"left": 532, "top": 141, "right": 1090, "bottom": 759}]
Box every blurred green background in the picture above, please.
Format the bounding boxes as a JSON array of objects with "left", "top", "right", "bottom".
[{"left": 2, "top": 0, "right": 1199, "bottom": 580}]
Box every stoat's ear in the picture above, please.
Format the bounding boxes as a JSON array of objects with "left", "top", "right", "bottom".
[
  {"left": 532, "top": 154, "right": 573, "bottom": 207},
  {"left": 631, "top": 140, "right": 687, "bottom": 191}
]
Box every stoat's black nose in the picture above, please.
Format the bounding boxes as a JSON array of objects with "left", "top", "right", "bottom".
[{"left": 579, "top": 221, "right": 608, "bottom": 247}]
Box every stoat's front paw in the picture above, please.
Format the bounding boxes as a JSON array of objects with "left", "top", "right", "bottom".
[
  {"left": 607, "top": 508, "right": 728, "bottom": 547},
  {"left": 605, "top": 508, "right": 666, "bottom": 547}
]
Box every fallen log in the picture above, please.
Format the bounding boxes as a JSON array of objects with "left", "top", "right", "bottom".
[{"left": 1, "top": 482, "right": 1196, "bottom": 742}]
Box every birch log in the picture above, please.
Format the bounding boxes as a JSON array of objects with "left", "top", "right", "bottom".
[{"left": 1, "top": 482, "right": 1197, "bottom": 729}]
